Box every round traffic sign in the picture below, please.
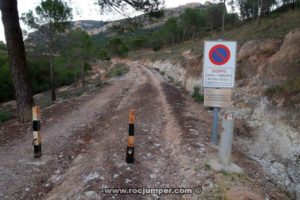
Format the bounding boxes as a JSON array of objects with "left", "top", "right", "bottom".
[{"left": 209, "top": 44, "right": 230, "bottom": 65}]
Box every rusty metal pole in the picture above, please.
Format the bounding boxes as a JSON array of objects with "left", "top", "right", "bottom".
[{"left": 212, "top": 107, "right": 220, "bottom": 145}]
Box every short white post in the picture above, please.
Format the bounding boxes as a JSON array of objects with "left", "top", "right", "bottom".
[{"left": 219, "top": 113, "right": 234, "bottom": 166}]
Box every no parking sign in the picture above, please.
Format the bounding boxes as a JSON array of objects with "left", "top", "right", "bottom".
[{"left": 203, "top": 41, "right": 237, "bottom": 88}]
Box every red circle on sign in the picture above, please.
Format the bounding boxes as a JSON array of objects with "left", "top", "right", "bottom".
[{"left": 209, "top": 44, "right": 230, "bottom": 65}]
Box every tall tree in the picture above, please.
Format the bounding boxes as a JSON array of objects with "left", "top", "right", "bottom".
[
  {"left": 0, "top": 0, "right": 34, "bottom": 122},
  {"left": 180, "top": 8, "right": 207, "bottom": 51},
  {"left": 107, "top": 37, "right": 129, "bottom": 59},
  {"left": 67, "top": 28, "right": 92, "bottom": 88},
  {"left": 237, "top": 0, "right": 276, "bottom": 21},
  {"left": 22, "top": 0, "right": 72, "bottom": 102},
  {"left": 207, "top": 4, "right": 223, "bottom": 32},
  {"left": 163, "top": 17, "right": 180, "bottom": 52}
]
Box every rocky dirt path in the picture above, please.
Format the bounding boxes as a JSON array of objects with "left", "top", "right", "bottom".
[{"left": 0, "top": 63, "right": 289, "bottom": 200}]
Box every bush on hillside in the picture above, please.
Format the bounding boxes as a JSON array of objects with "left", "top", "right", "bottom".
[
  {"left": 105, "top": 63, "right": 129, "bottom": 78},
  {"left": 0, "top": 111, "right": 11, "bottom": 123},
  {"left": 265, "top": 76, "right": 300, "bottom": 97},
  {"left": 192, "top": 86, "right": 204, "bottom": 103}
]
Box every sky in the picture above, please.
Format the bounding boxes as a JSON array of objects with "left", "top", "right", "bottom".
[{"left": 0, "top": 0, "right": 208, "bottom": 42}]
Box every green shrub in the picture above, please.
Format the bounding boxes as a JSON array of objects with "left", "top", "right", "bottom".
[
  {"left": 283, "top": 76, "right": 300, "bottom": 95},
  {"left": 153, "top": 45, "right": 162, "bottom": 51},
  {"left": 168, "top": 76, "right": 174, "bottom": 82},
  {"left": 28, "top": 56, "right": 77, "bottom": 95},
  {"left": 75, "top": 90, "right": 85, "bottom": 96},
  {"left": 265, "top": 85, "right": 283, "bottom": 97},
  {"left": 40, "top": 99, "right": 52, "bottom": 108},
  {"left": 0, "top": 112, "right": 11, "bottom": 123},
  {"left": 107, "top": 37, "right": 129, "bottom": 58},
  {"left": 105, "top": 63, "right": 129, "bottom": 78},
  {"left": 95, "top": 80, "right": 104, "bottom": 88},
  {"left": 98, "top": 49, "right": 110, "bottom": 61},
  {"left": 265, "top": 76, "right": 300, "bottom": 97},
  {"left": 159, "top": 70, "right": 165, "bottom": 76},
  {"left": 235, "top": 67, "right": 244, "bottom": 80},
  {"left": 192, "top": 86, "right": 204, "bottom": 103},
  {"left": 0, "top": 51, "right": 14, "bottom": 102}
]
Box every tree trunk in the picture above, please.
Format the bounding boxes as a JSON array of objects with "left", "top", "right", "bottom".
[
  {"left": 171, "top": 36, "right": 175, "bottom": 54},
  {"left": 0, "top": 0, "right": 34, "bottom": 122},
  {"left": 252, "top": 0, "right": 255, "bottom": 22},
  {"left": 49, "top": 51, "right": 56, "bottom": 102},
  {"left": 172, "top": 36, "right": 175, "bottom": 46},
  {"left": 258, "top": 0, "right": 263, "bottom": 24},
  {"left": 221, "top": 0, "right": 226, "bottom": 39},
  {"left": 49, "top": 30, "right": 56, "bottom": 102},
  {"left": 191, "top": 32, "right": 195, "bottom": 52},
  {"left": 81, "top": 61, "right": 85, "bottom": 88},
  {"left": 74, "top": 72, "right": 77, "bottom": 88}
]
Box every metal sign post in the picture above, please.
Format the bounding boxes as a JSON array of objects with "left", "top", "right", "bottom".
[
  {"left": 203, "top": 40, "right": 237, "bottom": 144},
  {"left": 212, "top": 107, "right": 220, "bottom": 144}
]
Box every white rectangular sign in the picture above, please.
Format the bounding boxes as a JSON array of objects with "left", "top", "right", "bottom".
[{"left": 203, "top": 41, "right": 237, "bottom": 88}]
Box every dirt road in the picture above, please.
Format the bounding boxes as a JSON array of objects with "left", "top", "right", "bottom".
[{"left": 0, "top": 63, "right": 289, "bottom": 199}]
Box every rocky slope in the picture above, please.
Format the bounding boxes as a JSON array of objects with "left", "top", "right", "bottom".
[
  {"left": 142, "top": 28, "right": 300, "bottom": 199},
  {"left": 26, "top": 2, "right": 205, "bottom": 41}
]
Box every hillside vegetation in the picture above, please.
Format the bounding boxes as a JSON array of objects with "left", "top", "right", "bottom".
[
  {"left": 129, "top": 7, "right": 300, "bottom": 59},
  {"left": 1, "top": 2, "right": 300, "bottom": 104},
  {"left": 129, "top": 7, "right": 300, "bottom": 100}
]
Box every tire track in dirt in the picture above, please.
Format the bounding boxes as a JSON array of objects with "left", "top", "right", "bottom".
[
  {"left": 43, "top": 66, "right": 149, "bottom": 200},
  {"left": 0, "top": 67, "right": 139, "bottom": 200},
  {"left": 45, "top": 62, "right": 291, "bottom": 200},
  {"left": 135, "top": 66, "right": 211, "bottom": 200},
  {"left": 44, "top": 63, "right": 207, "bottom": 200}
]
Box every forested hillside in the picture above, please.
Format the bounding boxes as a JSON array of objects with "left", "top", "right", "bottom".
[
  {"left": 1, "top": 1, "right": 299, "bottom": 105},
  {"left": 0, "top": 0, "right": 300, "bottom": 199}
]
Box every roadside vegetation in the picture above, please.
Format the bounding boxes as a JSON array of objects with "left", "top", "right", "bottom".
[
  {"left": 105, "top": 63, "right": 129, "bottom": 78},
  {"left": 265, "top": 76, "right": 300, "bottom": 106},
  {"left": 266, "top": 77, "right": 300, "bottom": 97},
  {"left": 0, "top": 111, "right": 11, "bottom": 123},
  {"left": 192, "top": 86, "right": 204, "bottom": 104}
]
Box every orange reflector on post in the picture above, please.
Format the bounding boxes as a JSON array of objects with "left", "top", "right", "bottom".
[
  {"left": 129, "top": 110, "right": 135, "bottom": 124},
  {"left": 32, "top": 106, "right": 41, "bottom": 121},
  {"left": 128, "top": 136, "right": 135, "bottom": 147}
]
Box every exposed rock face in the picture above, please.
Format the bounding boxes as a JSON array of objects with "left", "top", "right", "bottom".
[
  {"left": 146, "top": 28, "right": 300, "bottom": 198},
  {"left": 26, "top": 2, "right": 207, "bottom": 41},
  {"left": 266, "top": 28, "right": 300, "bottom": 82},
  {"left": 237, "top": 38, "right": 282, "bottom": 81},
  {"left": 238, "top": 38, "right": 281, "bottom": 60},
  {"left": 234, "top": 30, "right": 300, "bottom": 198},
  {"left": 72, "top": 20, "right": 107, "bottom": 35},
  {"left": 235, "top": 96, "right": 300, "bottom": 199},
  {"left": 151, "top": 59, "right": 201, "bottom": 93}
]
